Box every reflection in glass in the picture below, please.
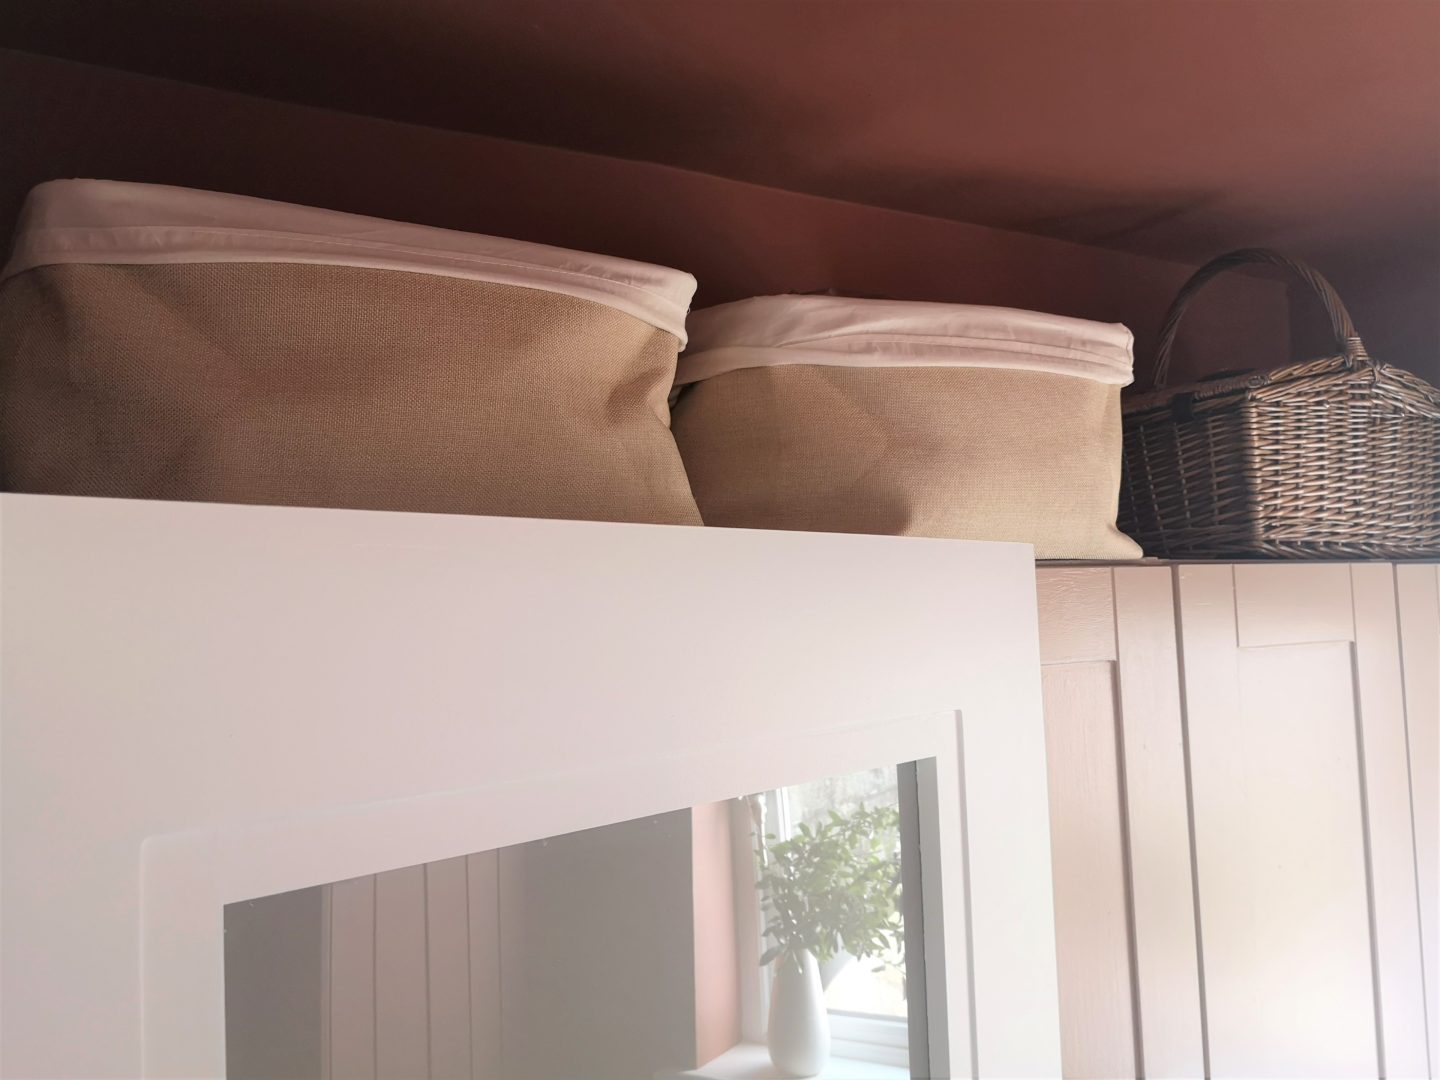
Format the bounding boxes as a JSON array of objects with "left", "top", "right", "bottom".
[
  {"left": 765, "top": 767, "right": 908, "bottom": 1021},
  {"left": 224, "top": 763, "right": 929, "bottom": 1080},
  {"left": 748, "top": 767, "right": 909, "bottom": 1077}
]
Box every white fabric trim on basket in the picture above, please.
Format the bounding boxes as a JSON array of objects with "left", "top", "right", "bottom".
[
  {"left": 676, "top": 294, "right": 1134, "bottom": 386},
  {"left": 2, "top": 180, "right": 697, "bottom": 343}
]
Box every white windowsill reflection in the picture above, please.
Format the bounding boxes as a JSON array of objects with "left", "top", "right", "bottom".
[{"left": 658, "top": 1040, "right": 910, "bottom": 1080}]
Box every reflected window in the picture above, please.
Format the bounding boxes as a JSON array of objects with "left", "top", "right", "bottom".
[
  {"left": 743, "top": 766, "right": 912, "bottom": 1071},
  {"left": 224, "top": 761, "right": 931, "bottom": 1080}
]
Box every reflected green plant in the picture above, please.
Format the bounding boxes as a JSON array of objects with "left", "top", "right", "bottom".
[{"left": 756, "top": 804, "right": 903, "bottom": 969}]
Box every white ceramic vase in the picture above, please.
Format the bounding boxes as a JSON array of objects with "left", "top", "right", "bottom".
[
  {"left": 818, "top": 950, "right": 853, "bottom": 990},
  {"left": 767, "top": 949, "right": 830, "bottom": 1078}
]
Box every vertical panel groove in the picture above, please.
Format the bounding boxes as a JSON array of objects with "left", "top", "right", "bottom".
[
  {"left": 465, "top": 866, "right": 473, "bottom": 1080},
  {"left": 1394, "top": 564, "right": 1436, "bottom": 1078},
  {"left": 496, "top": 857, "right": 504, "bottom": 1080},
  {"left": 371, "top": 875, "right": 378, "bottom": 1077},
  {"left": 423, "top": 869, "right": 433, "bottom": 1080},
  {"left": 1350, "top": 640, "right": 1390, "bottom": 1077},
  {"left": 426, "top": 858, "right": 470, "bottom": 1080},
  {"left": 1113, "top": 567, "right": 1205, "bottom": 1076},
  {"left": 1107, "top": 570, "right": 1147, "bottom": 1078},
  {"left": 466, "top": 852, "right": 502, "bottom": 1080},
  {"left": 1350, "top": 564, "right": 1432, "bottom": 1077},
  {"left": 1170, "top": 566, "right": 1212, "bottom": 1078},
  {"left": 1394, "top": 564, "right": 1435, "bottom": 1077},
  {"left": 1348, "top": 571, "right": 1390, "bottom": 1076},
  {"left": 321, "top": 887, "right": 333, "bottom": 1080},
  {"left": 956, "top": 712, "right": 981, "bottom": 1080}
]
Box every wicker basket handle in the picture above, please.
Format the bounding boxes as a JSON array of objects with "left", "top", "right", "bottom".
[{"left": 1151, "top": 248, "right": 1368, "bottom": 388}]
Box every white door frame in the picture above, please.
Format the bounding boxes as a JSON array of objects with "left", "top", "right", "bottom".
[{"left": 1, "top": 495, "right": 1060, "bottom": 1078}]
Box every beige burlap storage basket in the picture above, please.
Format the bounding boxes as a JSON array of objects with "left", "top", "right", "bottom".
[
  {"left": 0, "top": 180, "right": 702, "bottom": 525},
  {"left": 672, "top": 295, "right": 1143, "bottom": 559}
]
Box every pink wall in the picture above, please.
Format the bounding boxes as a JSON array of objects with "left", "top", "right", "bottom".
[
  {"left": 691, "top": 802, "right": 742, "bottom": 1065},
  {"left": 0, "top": 49, "right": 1288, "bottom": 388}
]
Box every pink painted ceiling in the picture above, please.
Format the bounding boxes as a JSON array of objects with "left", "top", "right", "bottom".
[{"left": 3, "top": 0, "right": 1437, "bottom": 276}]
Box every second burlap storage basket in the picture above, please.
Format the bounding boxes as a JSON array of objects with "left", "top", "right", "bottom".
[
  {"left": 0, "top": 180, "right": 703, "bottom": 525},
  {"left": 671, "top": 295, "right": 1143, "bottom": 559}
]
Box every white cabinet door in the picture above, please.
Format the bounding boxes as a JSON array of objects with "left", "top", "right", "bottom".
[
  {"left": 1039, "top": 563, "right": 1433, "bottom": 1079},
  {"left": 1037, "top": 567, "right": 1203, "bottom": 1079},
  {"left": 1181, "top": 566, "right": 1376, "bottom": 1077},
  {"left": 1, "top": 494, "right": 1060, "bottom": 1080}
]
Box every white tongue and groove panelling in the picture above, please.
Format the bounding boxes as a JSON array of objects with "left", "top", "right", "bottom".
[
  {"left": 323, "top": 854, "right": 505, "bottom": 1080},
  {"left": 318, "top": 818, "right": 700, "bottom": 1080},
  {"left": 1037, "top": 567, "right": 1203, "bottom": 1080},
  {"left": 1037, "top": 562, "right": 1436, "bottom": 1080}
]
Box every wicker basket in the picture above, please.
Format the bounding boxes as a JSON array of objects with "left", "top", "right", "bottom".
[{"left": 1120, "top": 249, "right": 1440, "bottom": 558}]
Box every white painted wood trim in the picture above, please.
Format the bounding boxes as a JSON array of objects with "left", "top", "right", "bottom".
[
  {"left": 1178, "top": 565, "right": 1379, "bottom": 1078},
  {"left": 728, "top": 796, "right": 768, "bottom": 1046},
  {"left": 1035, "top": 567, "right": 1116, "bottom": 666},
  {"left": 1352, "top": 564, "right": 1431, "bottom": 1078},
  {"left": 1041, "top": 659, "right": 1137, "bottom": 1079},
  {"left": 958, "top": 572, "right": 1064, "bottom": 1078},
  {"left": 1234, "top": 563, "right": 1355, "bottom": 648},
  {"left": 916, "top": 727, "right": 972, "bottom": 1077},
  {"left": 1397, "top": 563, "right": 1440, "bottom": 1077},
  {"left": 0, "top": 494, "right": 1057, "bottom": 1079},
  {"left": 1113, "top": 565, "right": 1206, "bottom": 1078}
]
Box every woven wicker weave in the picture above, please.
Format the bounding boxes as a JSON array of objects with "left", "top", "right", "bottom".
[{"left": 1120, "top": 249, "right": 1440, "bottom": 558}]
